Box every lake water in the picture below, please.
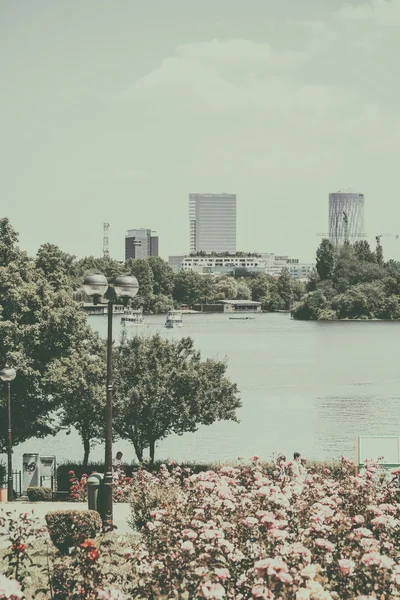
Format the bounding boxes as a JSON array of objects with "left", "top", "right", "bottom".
[{"left": 8, "top": 313, "right": 400, "bottom": 468}]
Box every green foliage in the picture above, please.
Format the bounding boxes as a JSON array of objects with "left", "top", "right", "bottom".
[
  {"left": 45, "top": 510, "right": 102, "bottom": 554},
  {"left": 113, "top": 334, "right": 241, "bottom": 462},
  {"left": 27, "top": 487, "right": 53, "bottom": 502},
  {"left": 0, "top": 218, "right": 20, "bottom": 267},
  {"left": 277, "top": 267, "right": 293, "bottom": 309},
  {"left": 293, "top": 238, "right": 400, "bottom": 320},
  {"left": 129, "top": 467, "right": 180, "bottom": 531},
  {"left": 147, "top": 256, "right": 175, "bottom": 296},
  {"left": 213, "top": 275, "right": 238, "bottom": 300},
  {"left": 35, "top": 244, "right": 78, "bottom": 291},
  {"left": 43, "top": 335, "right": 106, "bottom": 466},
  {"left": 235, "top": 280, "right": 252, "bottom": 300},
  {"left": 316, "top": 238, "right": 335, "bottom": 280},
  {"left": 125, "top": 258, "right": 154, "bottom": 309}
]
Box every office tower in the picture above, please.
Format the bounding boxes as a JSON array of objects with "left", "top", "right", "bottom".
[
  {"left": 328, "top": 191, "right": 365, "bottom": 246},
  {"left": 189, "top": 193, "right": 237, "bottom": 253},
  {"left": 125, "top": 229, "right": 159, "bottom": 261}
]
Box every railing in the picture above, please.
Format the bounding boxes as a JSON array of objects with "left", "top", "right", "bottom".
[{"left": 12, "top": 470, "right": 22, "bottom": 497}]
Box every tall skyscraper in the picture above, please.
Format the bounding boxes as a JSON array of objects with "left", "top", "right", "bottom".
[
  {"left": 125, "top": 229, "right": 159, "bottom": 261},
  {"left": 328, "top": 191, "right": 365, "bottom": 246},
  {"left": 189, "top": 193, "right": 237, "bottom": 254}
]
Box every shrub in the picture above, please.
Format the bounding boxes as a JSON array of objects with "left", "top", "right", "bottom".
[
  {"left": 129, "top": 465, "right": 180, "bottom": 530},
  {"left": 45, "top": 510, "right": 102, "bottom": 554},
  {"left": 26, "top": 487, "right": 52, "bottom": 502}
]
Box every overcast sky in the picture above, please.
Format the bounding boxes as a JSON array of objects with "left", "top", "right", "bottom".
[{"left": 1, "top": 0, "right": 400, "bottom": 262}]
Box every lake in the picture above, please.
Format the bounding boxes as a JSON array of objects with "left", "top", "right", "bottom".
[{"left": 8, "top": 313, "right": 400, "bottom": 468}]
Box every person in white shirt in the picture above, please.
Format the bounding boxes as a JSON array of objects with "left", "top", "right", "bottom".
[
  {"left": 112, "top": 451, "right": 123, "bottom": 473},
  {"left": 291, "top": 452, "right": 303, "bottom": 480}
]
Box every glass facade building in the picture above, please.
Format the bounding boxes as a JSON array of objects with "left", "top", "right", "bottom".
[
  {"left": 189, "top": 193, "right": 237, "bottom": 253},
  {"left": 328, "top": 192, "right": 365, "bottom": 246}
]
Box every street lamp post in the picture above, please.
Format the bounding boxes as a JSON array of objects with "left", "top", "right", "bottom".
[
  {"left": 0, "top": 366, "right": 17, "bottom": 502},
  {"left": 83, "top": 274, "right": 139, "bottom": 527}
]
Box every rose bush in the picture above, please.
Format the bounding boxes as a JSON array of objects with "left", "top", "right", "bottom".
[
  {"left": 68, "top": 471, "right": 134, "bottom": 503},
  {"left": 123, "top": 456, "right": 400, "bottom": 599}
]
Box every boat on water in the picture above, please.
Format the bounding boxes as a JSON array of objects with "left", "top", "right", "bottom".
[
  {"left": 165, "top": 310, "right": 183, "bottom": 328},
  {"left": 121, "top": 309, "right": 144, "bottom": 326},
  {"left": 229, "top": 316, "right": 255, "bottom": 320}
]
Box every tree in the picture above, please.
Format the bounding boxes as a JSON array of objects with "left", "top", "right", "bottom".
[
  {"left": 0, "top": 218, "right": 19, "bottom": 267},
  {"left": 125, "top": 259, "right": 154, "bottom": 309},
  {"left": 149, "top": 294, "right": 174, "bottom": 314},
  {"left": 316, "top": 239, "right": 335, "bottom": 281},
  {"left": 113, "top": 334, "right": 241, "bottom": 462},
  {"left": 147, "top": 257, "right": 175, "bottom": 296},
  {"left": 44, "top": 336, "right": 106, "bottom": 466},
  {"left": 249, "top": 274, "right": 272, "bottom": 302},
  {"left": 0, "top": 223, "right": 97, "bottom": 452},
  {"left": 376, "top": 240, "right": 384, "bottom": 267},
  {"left": 277, "top": 267, "right": 293, "bottom": 310},
  {"left": 35, "top": 243, "right": 78, "bottom": 291},
  {"left": 213, "top": 276, "right": 238, "bottom": 300},
  {"left": 236, "top": 281, "right": 252, "bottom": 300},
  {"left": 172, "top": 271, "right": 204, "bottom": 306},
  {"left": 353, "top": 240, "right": 376, "bottom": 263}
]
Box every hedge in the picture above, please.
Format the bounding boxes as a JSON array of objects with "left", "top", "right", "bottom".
[
  {"left": 45, "top": 509, "right": 102, "bottom": 554},
  {"left": 27, "top": 486, "right": 53, "bottom": 502}
]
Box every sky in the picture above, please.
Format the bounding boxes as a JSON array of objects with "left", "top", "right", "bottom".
[{"left": 1, "top": 0, "right": 400, "bottom": 263}]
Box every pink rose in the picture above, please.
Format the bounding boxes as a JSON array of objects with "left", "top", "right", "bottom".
[
  {"left": 338, "top": 559, "right": 355, "bottom": 576},
  {"left": 214, "top": 568, "right": 230, "bottom": 581}
]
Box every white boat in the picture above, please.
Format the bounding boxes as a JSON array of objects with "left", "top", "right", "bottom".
[
  {"left": 121, "top": 309, "right": 144, "bottom": 326},
  {"left": 165, "top": 310, "right": 183, "bottom": 328}
]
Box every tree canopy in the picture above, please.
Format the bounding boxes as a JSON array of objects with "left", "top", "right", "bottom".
[
  {"left": 113, "top": 334, "right": 241, "bottom": 462},
  {"left": 293, "top": 238, "right": 400, "bottom": 321}
]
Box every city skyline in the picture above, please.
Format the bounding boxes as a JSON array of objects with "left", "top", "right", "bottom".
[{"left": 2, "top": 1, "right": 400, "bottom": 263}]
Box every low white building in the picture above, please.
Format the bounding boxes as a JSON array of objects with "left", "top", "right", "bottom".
[{"left": 168, "top": 253, "right": 314, "bottom": 280}]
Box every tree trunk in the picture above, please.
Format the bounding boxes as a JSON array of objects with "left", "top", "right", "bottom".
[
  {"left": 83, "top": 436, "right": 90, "bottom": 468},
  {"left": 149, "top": 439, "right": 156, "bottom": 463},
  {"left": 132, "top": 437, "right": 144, "bottom": 463}
]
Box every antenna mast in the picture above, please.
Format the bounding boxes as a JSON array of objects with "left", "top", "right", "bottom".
[{"left": 103, "top": 222, "right": 110, "bottom": 258}]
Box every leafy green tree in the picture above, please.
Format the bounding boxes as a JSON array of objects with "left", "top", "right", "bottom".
[
  {"left": 35, "top": 243, "right": 78, "bottom": 291},
  {"left": 249, "top": 274, "right": 273, "bottom": 302},
  {"left": 125, "top": 258, "right": 154, "bottom": 309},
  {"left": 44, "top": 336, "right": 106, "bottom": 466},
  {"left": 353, "top": 240, "right": 376, "bottom": 263},
  {"left": 147, "top": 257, "right": 174, "bottom": 296},
  {"left": 277, "top": 267, "right": 293, "bottom": 310},
  {"left": 76, "top": 256, "right": 124, "bottom": 282},
  {"left": 316, "top": 239, "right": 335, "bottom": 281},
  {"left": 0, "top": 218, "right": 20, "bottom": 267},
  {"left": 236, "top": 281, "right": 252, "bottom": 300},
  {"left": 213, "top": 276, "right": 238, "bottom": 300},
  {"left": 113, "top": 334, "right": 241, "bottom": 462},
  {"left": 149, "top": 294, "right": 174, "bottom": 314},
  {"left": 172, "top": 271, "right": 204, "bottom": 306},
  {"left": 0, "top": 249, "right": 94, "bottom": 452},
  {"left": 376, "top": 239, "right": 384, "bottom": 267}
]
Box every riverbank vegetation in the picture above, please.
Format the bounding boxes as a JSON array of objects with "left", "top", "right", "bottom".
[
  {"left": 292, "top": 238, "right": 400, "bottom": 320},
  {"left": 2, "top": 456, "right": 400, "bottom": 599}
]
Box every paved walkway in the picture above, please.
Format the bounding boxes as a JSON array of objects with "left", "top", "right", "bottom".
[{"left": 0, "top": 501, "right": 132, "bottom": 535}]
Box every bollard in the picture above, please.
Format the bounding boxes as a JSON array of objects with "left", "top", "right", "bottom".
[{"left": 87, "top": 473, "right": 104, "bottom": 515}]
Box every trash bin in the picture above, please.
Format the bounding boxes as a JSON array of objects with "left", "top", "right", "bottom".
[
  {"left": 87, "top": 473, "right": 104, "bottom": 515},
  {"left": 0, "top": 482, "right": 7, "bottom": 502}
]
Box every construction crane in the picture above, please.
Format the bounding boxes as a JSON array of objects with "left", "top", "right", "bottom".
[
  {"left": 376, "top": 234, "right": 399, "bottom": 246},
  {"left": 103, "top": 222, "right": 110, "bottom": 258},
  {"left": 343, "top": 211, "right": 349, "bottom": 244}
]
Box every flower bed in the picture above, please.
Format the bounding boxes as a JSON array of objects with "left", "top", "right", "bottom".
[{"left": 3, "top": 456, "right": 400, "bottom": 598}]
